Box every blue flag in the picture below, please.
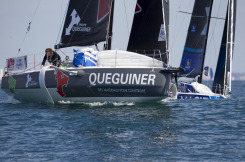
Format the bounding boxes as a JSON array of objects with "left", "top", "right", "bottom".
[
  {"left": 210, "top": 67, "right": 214, "bottom": 79},
  {"left": 204, "top": 66, "right": 209, "bottom": 76},
  {"left": 27, "top": 21, "right": 32, "bottom": 33}
]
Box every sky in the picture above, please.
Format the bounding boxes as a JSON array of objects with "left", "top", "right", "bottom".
[{"left": 0, "top": 0, "right": 244, "bottom": 73}]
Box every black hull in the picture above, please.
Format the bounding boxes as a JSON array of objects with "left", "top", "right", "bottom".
[{"left": 1, "top": 67, "right": 172, "bottom": 103}]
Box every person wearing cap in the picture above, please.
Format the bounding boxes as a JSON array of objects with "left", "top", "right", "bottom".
[{"left": 41, "top": 48, "right": 61, "bottom": 69}]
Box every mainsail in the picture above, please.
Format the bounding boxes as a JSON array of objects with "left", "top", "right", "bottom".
[
  {"left": 179, "top": 0, "right": 213, "bottom": 81},
  {"left": 212, "top": 0, "right": 237, "bottom": 95},
  {"left": 55, "top": 0, "right": 112, "bottom": 49},
  {"left": 127, "top": 0, "right": 169, "bottom": 63}
]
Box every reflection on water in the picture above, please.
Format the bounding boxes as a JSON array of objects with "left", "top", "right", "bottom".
[{"left": 0, "top": 82, "right": 245, "bottom": 161}]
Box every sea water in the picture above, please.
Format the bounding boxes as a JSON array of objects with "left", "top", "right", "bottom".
[{"left": 0, "top": 81, "right": 244, "bottom": 161}]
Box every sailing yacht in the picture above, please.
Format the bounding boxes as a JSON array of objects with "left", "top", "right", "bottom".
[
  {"left": 177, "top": 0, "right": 237, "bottom": 99},
  {"left": 1, "top": 0, "right": 182, "bottom": 104}
]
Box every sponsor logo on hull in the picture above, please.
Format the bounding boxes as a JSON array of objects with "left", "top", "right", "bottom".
[
  {"left": 89, "top": 73, "right": 156, "bottom": 86},
  {"left": 56, "top": 70, "right": 69, "bottom": 97},
  {"left": 8, "top": 76, "right": 16, "bottom": 94},
  {"left": 25, "top": 74, "right": 38, "bottom": 88}
]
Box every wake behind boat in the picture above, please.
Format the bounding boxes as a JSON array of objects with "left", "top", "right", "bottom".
[{"left": 1, "top": 0, "right": 183, "bottom": 104}]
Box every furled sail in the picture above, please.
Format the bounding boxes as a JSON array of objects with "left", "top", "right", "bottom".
[
  {"left": 55, "top": 0, "right": 112, "bottom": 49},
  {"left": 127, "top": 0, "right": 169, "bottom": 63},
  {"left": 179, "top": 0, "right": 213, "bottom": 79},
  {"left": 212, "top": 0, "right": 237, "bottom": 95}
]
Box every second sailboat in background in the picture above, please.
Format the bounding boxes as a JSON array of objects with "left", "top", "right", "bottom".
[{"left": 177, "top": 0, "right": 237, "bottom": 99}]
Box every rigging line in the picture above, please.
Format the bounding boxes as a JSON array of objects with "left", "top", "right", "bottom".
[
  {"left": 11, "top": 62, "right": 42, "bottom": 75},
  {"left": 60, "top": 0, "right": 64, "bottom": 23},
  {"left": 16, "top": 0, "right": 41, "bottom": 57},
  {"left": 105, "top": 0, "right": 114, "bottom": 50},
  {"left": 16, "top": 34, "right": 28, "bottom": 56},
  {"left": 123, "top": 0, "right": 130, "bottom": 38},
  {"left": 169, "top": 0, "right": 182, "bottom": 53},
  {"left": 206, "top": 0, "right": 222, "bottom": 65},
  {"left": 170, "top": 0, "right": 193, "bottom": 54},
  {"left": 56, "top": 0, "right": 69, "bottom": 46},
  {"left": 178, "top": 11, "right": 225, "bottom": 20},
  {"left": 182, "top": 68, "right": 196, "bottom": 78},
  {"left": 31, "top": 0, "right": 41, "bottom": 21},
  {"left": 57, "top": 49, "right": 68, "bottom": 57},
  {"left": 25, "top": 62, "right": 42, "bottom": 72}
]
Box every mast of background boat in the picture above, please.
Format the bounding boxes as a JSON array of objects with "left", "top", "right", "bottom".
[
  {"left": 105, "top": 0, "right": 115, "bottom": 50},
  {"left": 198, "top": 1, "right": 214, "bottom": 83},
  {"left": 162, "top": 0, "right": 169, "bottom": 64},
  {"left": 226, "top": 0, "right": 237, "bottom": 94}
]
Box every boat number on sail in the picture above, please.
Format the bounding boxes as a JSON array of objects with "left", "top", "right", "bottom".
[
  {"left": 66, "top": 9, "right": 91, "bottom": 35},
  {"left": 89, "top": 73, "right": 156, "bottom": 86}
]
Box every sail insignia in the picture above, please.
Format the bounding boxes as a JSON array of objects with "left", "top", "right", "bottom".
[
  {"left": 56, "top": 0, "right": 112, "bottom": 49},
  {"left": 97, "top": 0, "right": 110, "bottom": 23}
]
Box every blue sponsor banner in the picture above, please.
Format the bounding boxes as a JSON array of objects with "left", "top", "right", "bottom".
[
  {"left": 184, "top": 47, "right": 204, "bottom": 53},
  {"left": 191, "top": 25, "right": 196, "bottom": 32},
  {"left": 177, "top": 93, "right": 223, "bottom": 99},
  {"left": 210, "top": 67, "right": 213, "bottom": 79},
  {"left": 204, "top": 66, "right": 209, "bottom": 76}
]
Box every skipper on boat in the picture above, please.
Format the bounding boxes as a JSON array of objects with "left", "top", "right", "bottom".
[{"left": 41, "top": 48, "right": 61, "bottom": 69}]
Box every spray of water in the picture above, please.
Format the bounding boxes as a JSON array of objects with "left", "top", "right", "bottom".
[{"left": 58, "top": 100, "right": 135, "bottom": 106}]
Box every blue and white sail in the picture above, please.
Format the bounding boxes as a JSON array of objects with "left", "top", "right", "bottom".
[{"left": 179, "top": 0, "right": 213, "bottom": 81}]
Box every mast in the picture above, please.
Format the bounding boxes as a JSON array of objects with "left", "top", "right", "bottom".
[
  {"left": 105, "top": 0, "right": 115, "bottom": 50},
  {"left": 226, "top": 0, "right": 237, "bottom": 94},
  {"left": 162, "top": 0, "right": 169, "bottom": 64}
]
